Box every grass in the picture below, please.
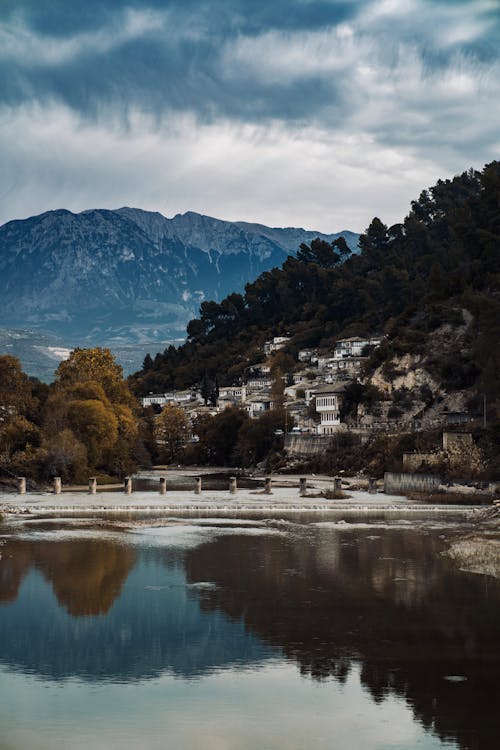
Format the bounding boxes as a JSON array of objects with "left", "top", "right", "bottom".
[{"left": 443, "top": 537, "right": 500, "bottom": 579}]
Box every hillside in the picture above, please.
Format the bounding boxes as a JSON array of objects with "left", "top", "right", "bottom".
[{"left": 131, "top": 162, "right": 500, "bottom": 438}]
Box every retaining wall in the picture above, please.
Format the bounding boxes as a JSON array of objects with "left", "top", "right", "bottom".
[{"left": 284, "top": 434, "right": 334, "bottom": 457}]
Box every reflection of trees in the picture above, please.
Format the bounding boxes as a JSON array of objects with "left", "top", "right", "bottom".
[
  {"left": 0, "top": 538, "right": 135, "bottom": 615},
  {"left": 185, "top": 528, "right": 500, "bottom": 750},
  {"left": 0, "top": 542, "right": 270, "bottom": 682}
]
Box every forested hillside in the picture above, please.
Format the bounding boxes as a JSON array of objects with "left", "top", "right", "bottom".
[{"left": 131, "top": 161, "right": 500, "bottom": 407}]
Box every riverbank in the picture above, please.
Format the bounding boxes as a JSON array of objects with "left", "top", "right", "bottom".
[{"left": 0, "top": 470, "right": 485, "bottom": 520}]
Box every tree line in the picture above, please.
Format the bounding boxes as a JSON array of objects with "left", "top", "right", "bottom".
[{"left": 0, "top": 349, "right": 147, "bottom": 485}]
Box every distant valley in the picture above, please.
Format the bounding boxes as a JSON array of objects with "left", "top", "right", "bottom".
[{"left": 0, "top": 207, "right": 358, "bottom": 379}]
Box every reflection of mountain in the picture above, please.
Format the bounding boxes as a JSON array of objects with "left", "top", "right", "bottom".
[
  {"left": 0, "top": 540, "right": 274, "bottom": 682},
  {"left": 184, "top": 528, "right": 500, "bottom": 750}
]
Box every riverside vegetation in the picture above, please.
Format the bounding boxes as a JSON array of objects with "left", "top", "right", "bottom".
[{"left": 1, "top": 161, "right": 499, "bottom": 484}]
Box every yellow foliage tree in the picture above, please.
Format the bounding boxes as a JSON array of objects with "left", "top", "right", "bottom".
[
  {"left": 55, "top": 348, "right": 129, "bottom": 402},
  {"left": 67, "top": 399, "right": 119, "bottom": 467}
]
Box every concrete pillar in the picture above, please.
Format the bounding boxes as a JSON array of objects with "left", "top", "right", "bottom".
[
  {"left": 334, "top": 477, "right": 342, "bottom": 493},
  {"left": 53, "top": 477, "right": 62, "bottom": 495},
  {"left": 229, "top": 476, "right": 237, "bottom": 494},
  {"left": 368, "top": 477, "right": 378, "bottom": 494},
  {"left": 124, "top": 476, "right": 132, "bottom": 495},
  {"left": 299, "top": 477, "right": 307, "bottom": 497},
  {"left": 18, "top": 477, "right": 26, "bottom": 495},
  {"left": 88, "top": 477, "right": 97, "bottom": 495},
  {"left": 264, "top": 477, "right": 272, "bottom": 495},
  {"left": 195, "top": 476, "right": 202, "bottom": 495},
  {"left": 159, "top": 477, "right": 167, "bottom": 495}
]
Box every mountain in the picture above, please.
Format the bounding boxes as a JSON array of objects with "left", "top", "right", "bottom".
[{"left": 0, "top": 207, "right": 358, "bottom": 376}]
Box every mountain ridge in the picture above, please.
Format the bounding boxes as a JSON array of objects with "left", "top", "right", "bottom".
[{"left": 0, "top": 206, "right": 358, "bottom": 378}]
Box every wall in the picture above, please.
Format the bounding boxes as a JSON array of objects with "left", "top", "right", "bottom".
[
  {"left": 384, "top": 471, "right": 442, "bottom": 495},
  {"left": 402, "top": 452, "right": 442, "bottom": 472},
  {"left": 442, "top": 432, "right": 473, "bottom": 450},
  {"left": 284, "top": 434, "right": 334, "bottom": 457}
]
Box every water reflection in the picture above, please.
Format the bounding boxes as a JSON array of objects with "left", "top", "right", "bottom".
[
  {"left": 0, "top": 537, "right": 135, "bottom": 615},
  {"left": 0, "top": 521, "right": 499, "bottom": 749},
  {"left": 0, "top": 532, "right": 274, "bottom": 682},
  {"left": 184, "top": 526, "right": 500, "bottom": 749}
]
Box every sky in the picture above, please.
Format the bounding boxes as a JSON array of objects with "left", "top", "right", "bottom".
[{"left": 0, "top": 0, "right": 499, "bottom": 233}]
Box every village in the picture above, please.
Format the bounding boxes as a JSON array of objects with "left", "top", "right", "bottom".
[{"left": 141, "top": 334, "right": 383, "bottom": 439}]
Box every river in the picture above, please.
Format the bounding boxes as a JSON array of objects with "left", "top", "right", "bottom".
[{"left": 0, "top": 512, "right": 498, "bottom": 749}]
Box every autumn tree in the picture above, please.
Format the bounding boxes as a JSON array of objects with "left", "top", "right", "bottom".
[
  {"left": 154, "top": 405, "right": 189, "bottom": 463},
  {"left": 0, "top": 355, "right": 35, "bottom": 424},
  {"left": 56, "top": 348, "right": 130, "bottom": 403}
]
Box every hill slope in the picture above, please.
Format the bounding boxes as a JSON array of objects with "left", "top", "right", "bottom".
[{"left": 131, "top": 162, "right": 500, "bottom": 428}]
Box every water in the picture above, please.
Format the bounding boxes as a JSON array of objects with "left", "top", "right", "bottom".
[{"left": 0, "top": 516, "right": 499, "bottom": 749}]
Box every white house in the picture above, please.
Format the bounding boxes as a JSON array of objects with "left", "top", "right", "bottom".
[
  {"left": 218, "top": 385, "right": 246, "bottom": 402},
  {"left": 313, "top": 383, "right": 348, "bottom": 434},
  {"left": 246, "top": 377, "right": 272, "bottom": 389},
  {"left": 141, "top": 390, "right": 195, "bottom": 408},
  {"left": 333, "top": 336, "right": 382, "bottom": 360},
  {"left": 263, "top": 336, "right": 291, "bottom": 354},
  {"left": 141, "top": 393, "right": 169, "bottom": 408},
  {"left": 245, "top": 395, "right": 274, "bottom": 417},
  {"left": 298, "top": 349, "right": 314, "bottom": 362}
]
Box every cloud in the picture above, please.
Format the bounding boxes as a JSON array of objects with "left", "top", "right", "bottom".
[
  {"left": 0, "top": 8, "right": 167, "bottom": 66},
  {"left": 0, "top": 101, "right": 448, "bottom": 232},
  {"left": 0, "top": 0, "right": 498, "bottom": 230}
]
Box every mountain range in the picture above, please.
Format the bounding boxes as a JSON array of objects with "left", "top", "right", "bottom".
[{"left": 0, "top": 207, "right": 358, "bottom": 378}]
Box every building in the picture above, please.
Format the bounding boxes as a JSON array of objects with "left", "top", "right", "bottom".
[
  {"left": 141, "top": 390, "right": 196, "bottom": 409},
  {"left": 245, "top": 394, "right": 274, "bottom": 417},
  {"left": 218, "top": 385, "right": 246, "bottom": 402},
  {"left": 141, "top": 393, "right": 170, "bottom": 408},
  {"left": 246, "top": 377, "right": 272, "bottom": 389},
  {"left": 263, "top": 336, "right": 291, "bottom": 354},
  {"left": 333, "top": 336, "right": 382, "bottom": 360},
  {"left": 298, "top": 349, "right": 314, "bottom": 362},
  {"left": 313, "top": 383, "right": 348, "bottom": 434}
]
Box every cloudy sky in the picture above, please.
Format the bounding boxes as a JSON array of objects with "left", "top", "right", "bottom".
[{"left": 0, "top": 0, "right": 499, "bottom": 232}]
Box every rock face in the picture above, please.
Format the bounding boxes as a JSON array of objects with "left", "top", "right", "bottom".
[{"left": 0, "top": 207, "right": 358, "bottom": 346}]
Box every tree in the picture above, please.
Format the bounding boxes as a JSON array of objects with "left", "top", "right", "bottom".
[
  {"left": 142, "top": 353, "right": 154, "bottom": 371},
  {"left": 191, "top": 407, "right": 248, "bottom": 466},
  {"left": 234, "top": 409, "right": 291, "bottom": 467},
  {"left": 154, "top": 405, "right": 189, "bottom": 463},
  {"left": 56, "top": 348, "right": 127, "bottom": 402},
  {"left": 297, "top": 238, "right": 342, "bottom": 268},
  {"left": 0, "top": 355, "right": 35, "bottom": 424},
  {"left": 199, "top": 371, "right": 219, "bottom": 406},
  {"left": 40, "top": 429, "right": 89, "bottom": 483},
  {"left": 358, "top": 217, "right": 389, "bottom": 266},
  {"left": 67, "top": 399, "right": 119, "bottom": 466}
]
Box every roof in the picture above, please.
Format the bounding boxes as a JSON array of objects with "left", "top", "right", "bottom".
[
  {"left": 312, "top": 382, "right": 350, "bottom": 395},
  {"left": 335, "top": 337, "right": 369, "bottom": 344}
]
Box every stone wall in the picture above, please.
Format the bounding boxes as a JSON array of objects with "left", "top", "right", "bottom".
[
  {"left": 384, "top": 471, "right": 442, "bottom": 495},
  {"left": 402, "top": 452, "right": 442, "bottom": 472},
  {"left": 442, "top": 432, "right": 473, "bottom": 450},
  {"left": 284, "top": 434, "right": 334, "bottom": 457}
]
